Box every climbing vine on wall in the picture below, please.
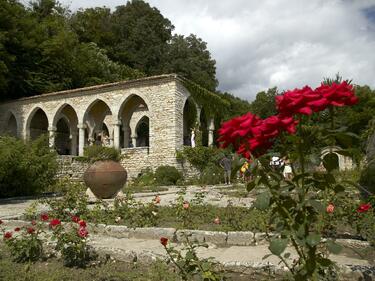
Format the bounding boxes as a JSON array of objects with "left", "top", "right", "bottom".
[{"left": 180, "top": 77, "right": 230, "bottom": 118}]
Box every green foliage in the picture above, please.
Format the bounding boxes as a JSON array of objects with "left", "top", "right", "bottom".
[
  {"left": 130, "top": 168, "right": 156, "bottom": 187},
  {"left": 165, "top": 35, "right": 218, "bottom": 91},
  {"left": 250, "top": 87, "right": 278, "bottom": 118},
  {"left": 359, "top": 159, "right": 375, "bottom": 199},
  {"left": 38, "top": 180, "right": 89, "bottom": 221},
  {"left": 1, "top": 222, "right": 44, "bottom": 263},
  {"left": 113, "top": 194, "right": 158, "bottom": 227},
  {"left": 200, "top": 164, "right": 224, "bottom": 185},
  {"left": 0, "top": 135, "right": 58, "bottom": 198},
  {"left": 162, "top": 234, "right": 226, "bottom": 281},
  {"left": 51, "top": 222, "right": 95, "bottom": 268},
  {"left": 154, "top": 165, "right": 182, "bottom": 185},
  {"left": 177, "top": 146, "right": 225, "bottom": 173},
  {"left": 82, "top": 145, "right": 121, "bottom": 163}
]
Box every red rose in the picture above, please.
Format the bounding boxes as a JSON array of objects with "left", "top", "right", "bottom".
[
  {"left": 27, "top": 227, "right": 35, "bottom": 234},
  {"left": 160, "top": 237, "right": 168, "bottom": 246},
  {"left": 49, "top": 219, "right": 61, "bottom": 228},
  {"left": 31, "top": 220, "right": 36, "bottom": 225},
  {"left": 14, "top": 227, "right": 21, "bottom": 232},
  {"left": 315, "top": 81, "right": 358, "bottom": 108},
  {"left": 357, "top": 203, "right": 371, "bottom": 213},
  {"left": 3, "top": 232, "right": 12, "bottom": 239},
  {"left": 78, "top": 220, "right": 87, "bottom": 228},
  {"left": 71, "top": 216, "right": 80, "bottom": 223},
  {"left": 183, "top": 201, "right": 190, "bottom": 209},
  {"left": 154, "top": 195, "right": 161, "bottom": 204},
  {"left": 326, "top": 203, "right": 335, "bottom": 213},
  {"left": 77, "top": 227, "right": 88, "bottom": 238},
  {"left": 40, "top": 213, "right": 49, "bottom": 221}
]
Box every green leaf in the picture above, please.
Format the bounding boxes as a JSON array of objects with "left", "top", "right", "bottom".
[
  {"left": 269, "top": 238, "right": 288, "bottom": 256},
  {"left": 254, "top": 192, "right": 270, "bottom": 211},
  {"left": 334, "top": 184, "right": 345, "bottom": 193},
  {"left": 309, "top": 200, "right": 325, "bottom": 213},
  {"left": 284, "top": 252, "right": 291, "bottom": 259},
  {"left": 246, "top": 181, "right": 256, "bottom": 192},
  {"left": 326, "top": 240, "right": 342, "bottom": 254},
  {"left": 306, "top": 233, "right": 321, "bottom": 247}
]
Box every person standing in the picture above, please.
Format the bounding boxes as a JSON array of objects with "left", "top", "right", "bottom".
[{"left": 220, "top": 155, "right": 232, "bottom": 185}]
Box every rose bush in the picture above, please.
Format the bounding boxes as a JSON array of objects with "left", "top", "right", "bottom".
[{"left": 218, "top": 81, "right": 366, "bottom": 280}]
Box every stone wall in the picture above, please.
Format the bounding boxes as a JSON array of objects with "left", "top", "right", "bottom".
[{"left": 56, "top": 156, "right": 89, "bottom": 181}]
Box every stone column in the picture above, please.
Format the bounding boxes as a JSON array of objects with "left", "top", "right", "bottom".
[
  {"left": 70, "top": 130, "right": 78, "bottom": 156},
  {"left": 208, "top": 118, "right": 215, "bottom": 146},
  {"left": 113, "top": 120, "right": 121, "bottom": 150},
  {"left": 131, "top": 134, "right": 137, "bottom": 148},
  {"left": 123, "top": 126, "right": 130, "bottom": 148},
  {"left": 77, "top": 123, "right": 86, "bottom": 156},
  {"left": 48, "top": 126, "right": 56, "bottom": 149}
]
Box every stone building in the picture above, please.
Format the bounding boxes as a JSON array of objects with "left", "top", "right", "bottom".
[{"left": 0, "top": 74, "right": 216, "bottom": 179}]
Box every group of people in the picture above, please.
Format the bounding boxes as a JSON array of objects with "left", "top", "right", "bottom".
[{"left": 219, "top": 154, "right": 293, "bottom": 185}]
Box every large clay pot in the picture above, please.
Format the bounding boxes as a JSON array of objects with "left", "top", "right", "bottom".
[{"left": 83, "top": 160, "right": 127, "bottom": 199}]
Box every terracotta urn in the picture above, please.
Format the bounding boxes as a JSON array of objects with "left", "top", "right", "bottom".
[{"left": 83, "top": 160, "right": 127, "bottom": 199}]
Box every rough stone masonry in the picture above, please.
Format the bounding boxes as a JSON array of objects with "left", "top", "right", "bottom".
[{"left": 0, "top": 74, "right": 212, "bottom": 179}]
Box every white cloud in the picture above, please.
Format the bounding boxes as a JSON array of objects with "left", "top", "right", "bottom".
[{"left": 60, "top": 0, "right": 375, "bottom": 100}]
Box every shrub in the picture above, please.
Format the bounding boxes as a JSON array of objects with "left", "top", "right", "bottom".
[
  {"left": 1, "top": 220, "right": 44, "bottom": 262},
  {"left": 176, "top": 146, "right": 225, "bottom": 173},
  {"left": 130, "top": 168, "right": 156, "bottom": 187},
  {"left": 82, "top": 145, "right": 121, "bottom": 162},
  {"left": 0, "top": 135, "right": 58, "bottom": 198},
  {"left": 200, "top": 163, "right": 223, "bottom": 185},
  {"left": 359, "top": 159, "right": 375, "bottom": 199},
  {"left": 154, "top": 165, "right": 182, "bottom": 185}
]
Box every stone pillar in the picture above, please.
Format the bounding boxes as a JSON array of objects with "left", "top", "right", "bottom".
[
  {"left": 208, "top": 118, "right": 215, "bottom": 146},
  {"left": 196, "top": 105, "right": 201, "bottom": 126},
  {"left": 48, "top": 126, "right": 56, "bottom": 149},
  {"left": 113, "top": 120, "right": 121, "bottom": 150},
  {"left": 131, "top": 134, "right": 137, "bottom": 148},
  {"left": 70, "top": 130, "right": 78, "bottom": 156},
  {"left": 123, "top": 126, "right": 130, "bottom": 148},
  {"left": 77, "top": 123, "right": 86, "bottom": 156}
]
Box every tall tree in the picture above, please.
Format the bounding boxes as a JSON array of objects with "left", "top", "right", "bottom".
[
  {"left": 164, "top": 34, "right": 218, "bottom": 91},
  {"left": 250, "top": 87, "right": 278, "bottom": 118},
  {"left": 110, "top": 0, "right": 174, "bottom": 74}
]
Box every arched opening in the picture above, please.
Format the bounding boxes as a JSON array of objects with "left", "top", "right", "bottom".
[
  {"left": 55, "top": 118, "right": 71, "bottom": 155},
  {"left": 53, "top": 104, "right": 79, "bottom": 155},
  {"left": 119, "top": 95, "right": 149, "bottom": 148},
  {"left": 28, "top": 108, "right": 48, "bottom": 141},
  {"left": 5, "top": 113, "right": 18, "bottom": 137},
  {"left": 182, "top": 97, "right": 197, "bottom": 146},
  {"left": 200, "top": 108, "right": 208, "bottom": 147},
  {"left": 136, "top": 116, "right": 149, "bottom": 147},
  {"left": 323, "top": 153, "right": 339, "bottom": 171},
  {"left": 83, "top": 99, "right": 112, "bottom": 148}
]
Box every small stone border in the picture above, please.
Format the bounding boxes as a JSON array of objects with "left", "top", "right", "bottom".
[{"left": 2, "top": 219, "right": 371, "bottom": 248}]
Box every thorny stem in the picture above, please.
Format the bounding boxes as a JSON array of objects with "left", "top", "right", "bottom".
[{"left": 164, "top": 245, "right": 188, "bottom": 280}]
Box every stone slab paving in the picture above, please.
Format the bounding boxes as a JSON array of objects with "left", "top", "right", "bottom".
[{"left": 89, "top": 235, "right": 371, "bottom": 268}]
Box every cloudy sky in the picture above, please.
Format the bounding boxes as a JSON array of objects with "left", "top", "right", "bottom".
[{"left": 59, "top": 0, "right": 375, "bottom": 100}]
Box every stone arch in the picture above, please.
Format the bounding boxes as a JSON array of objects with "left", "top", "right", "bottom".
[
  {"left": 182, "top": 97, "right": 198, "bottom": 146},
  {"left": 52, "top": 104, "right": 79, "bottom": 155},
  {"left": 82, "top": 99, "right": 113, "bottom": 146},
  {"left": 135, "top": 116, "right": 150, "bottom": 147},
  {"left": 116, "top": 93, "right": 152, "bottom": 121},
  {"left": 26, "top": 107, "right": 49, "bottom": 141},
  {"left": 118, "top": 94, "right": 149, "bottom": 148},
  {"left": 4, "top": 110, "right": 19, "bottom": 137},
  {"left": 321, "top": 146, "right": 353, "bottom": 171}
]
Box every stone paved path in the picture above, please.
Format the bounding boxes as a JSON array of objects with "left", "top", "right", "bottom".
[
  {"left": 0, "top": 185, "right": 253, "bottom": 219},
  {"left": 90, "top": 235, "right": 371, "bottom": 269}
]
